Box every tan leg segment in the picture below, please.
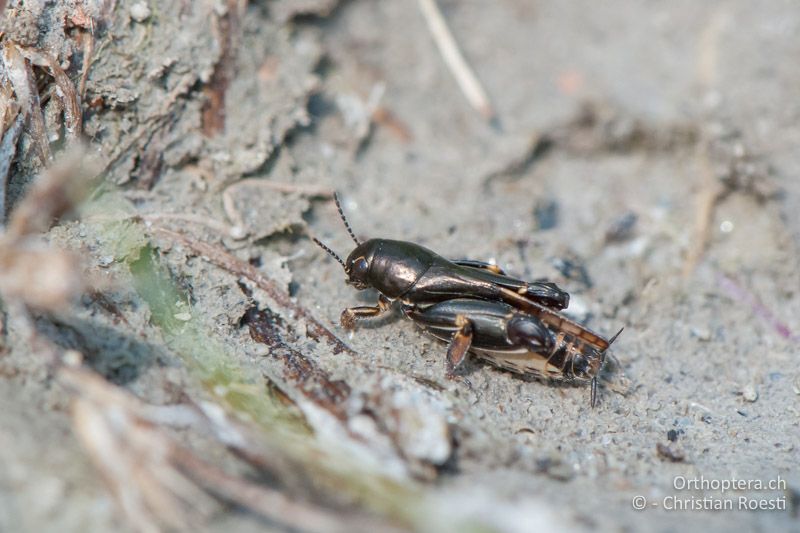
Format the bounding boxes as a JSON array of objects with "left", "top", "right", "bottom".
[
  {"left": 340, "top": 295, "right": 392, "bottom": 330},
  {"left": 446, "top": 315, "right": 473, "bottom": 376}
]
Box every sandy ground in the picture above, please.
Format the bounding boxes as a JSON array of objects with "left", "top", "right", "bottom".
[{"left": 1, "top": 1, "right": 798, "bottom": 532}]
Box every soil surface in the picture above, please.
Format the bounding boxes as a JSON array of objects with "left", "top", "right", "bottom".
[{"left": 1, "top": 1, "right": 798, "bottom": 532}]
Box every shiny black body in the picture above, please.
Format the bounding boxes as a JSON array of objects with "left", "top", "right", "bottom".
[
  {"left": 345, "top": 239, "right": 569, "bottom": 309},
  {"left": 315, "top": 196, "right": 617, "bottom": 407},
  {"left": 404, "top": 299, "right": 601, "bottom": 382}
]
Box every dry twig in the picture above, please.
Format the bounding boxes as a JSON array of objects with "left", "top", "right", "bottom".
[
  {"left": 683, "top": 8, "right": 728, "bottom": 277},
  {"left": 682, "top": 140, "right": 724, "bottom": 278},
  {"left": 717, "top": 273, "right": 797, "bottom": 341},
  {"left": 152, "top": 227, "right": 355, "bottom": 355},
  {"left": 78, "top": 29, "right": 95, "bottom": 101},
  {"left": 1, "top": 41, "right": 51, "bottom": 164},
  {"left": 0, "top": 151, "right": 89, "bottom": 311},
  {"left": 0, "top": 77, "right": 24, "bottom": 221},
  {"left": 18, "top": 46, "right": 83, "bottom": 141},
  {"left": 142, "top": 212, "right": 241, "bottom": 239},
  {"left": 62, "top": 364, "right": 217, "bottom": 533},
  {"left": 221, "top": 179, "right": 334, "bottom": 239},
  {"left": 172, "top": 449, "right": 356, "bottom": 533},
  {"left": 60, "top": 364, "right": 396, "bottom": 533},
  {"left": 417, "top": 0, "right": 495, "bottom": 121}
]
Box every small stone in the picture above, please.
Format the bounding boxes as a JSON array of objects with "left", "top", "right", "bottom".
[
  {"left": 690, "top": 326, "right": 711, "bottom": 341},
  {"left": 130, "top": 2, "right": 151, "bottom": 22},
  {"left": 742, "top": 384, "right": 758, "bottom": 402},
  {"left": 63, "top": 350, "right": 83, "bottom": 367},
  {"left": 174, "top": 312, "right": 192, "bottom": 322},
  {"left": 657, "top": 442, "right": 685, "bottom": 462},
  {"left": 605, "top": 211, "right": 638, "bottom": 242},
  {"left": 536, "top": 455, "right": 575, "bottom": 481},
  {"left": 229, "top": 225, "right": 247, "bottom": 240},
  {"left": 793, "top": 376, "right": 800, "bottom": 395},
  {"left": 533, "top": 198, "right": 559, "bottom": 230}
]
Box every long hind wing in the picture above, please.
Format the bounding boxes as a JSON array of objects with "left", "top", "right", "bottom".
[{"left": 498, "top": 287, "right": 610, "bottom": 351}]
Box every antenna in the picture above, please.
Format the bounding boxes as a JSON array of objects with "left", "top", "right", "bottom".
[
  {"left": 333, "top": 192, "right": 360, "bottom": 245},
  {"left": 312, "top": 237, "right": 346, "bottom": 269}
]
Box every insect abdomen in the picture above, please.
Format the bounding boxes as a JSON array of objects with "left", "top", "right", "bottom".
[{"left": 474, "top": 330, "right": 600, "bottom": 382}]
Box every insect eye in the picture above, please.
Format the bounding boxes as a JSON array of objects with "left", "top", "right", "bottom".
[{"left": 352, "top": 257, "right": 369, "bottom": 277}]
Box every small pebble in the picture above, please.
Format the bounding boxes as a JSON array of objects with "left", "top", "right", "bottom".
[
  {"left": 793, "top": 376, "right": 800, "bottom": 395},
  {"left": 656, "top": 442, "right": 685, "bottom": 462},
  {"left": 605, "top": 211, "right": 638, "bottom": 242},
  {"left": 130, "top": 2, "right": 151, "bottom": 22},
  {"left": 62, "top": 350, "right": 84, "bottom": 367},
  {"left": 690, "top": 326, "right": 711, "bottom": 341},
  {"left": 667, "top": 429, "right": 678, "bottom": 442},
  {"left": 551, "top": 256, "right": 592, "bottom": 289},
  {"left": 230, "top": 225, "right": 247, "bottom": 240},
  {"left": 174, "top": 312, "right": 192, "bottom": 322},
  {"left": 533, "top": 198, "right": 559, "bottom": 230},
  {"left": 536, "top": 456, "right": 575, "bottom": 481},
  {"left": 742, "top": 385, "right": 758, "bottom": 403}
]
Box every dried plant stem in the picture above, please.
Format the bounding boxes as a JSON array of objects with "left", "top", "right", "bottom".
[
  {"left": 61, "top": 362, "right": 402, "bottom": 533},
  {"left": 62, "top": 365, "right": 217, "bottom": 533},
  {"left": 223, "top": 178, "right": 335, "bottom": 198},
  {"left": 417, "top": 0, "right": 495, "bottom": 121},
  {"left": 152, "top": 227, "right": 355, "bottom": 355},
  {"left": 78, "top": 30, "right": 95, "bottom": 101},
  {"left": 682, "top": 141, "right": 724, "bottom": 277},
  {"left": 18, "top": 46, "right": 83, "bottom": 140},
  {"left": 683, "top": 9, "right": 728, "bottom": 277},
  {"left": 142, "top": 212, "right": 240, "bottom": 238},
  {"left": 1, "top": 42, "right": 51, "bottom": 164},
  {"left": 0, "top": 112, "right": 23, "bottom": 223},
  {"left": 173, "top": 450, "right": 358, "bottom": 533},
  {"left": 221, "top": 179, "right": 334, "bottom": 239}
]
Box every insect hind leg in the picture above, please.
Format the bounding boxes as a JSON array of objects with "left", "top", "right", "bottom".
[
  {"left": 446, "top": 315, "right": 473, "bottom": 377},
  {"left": 506, "top": 314, "right": 555, "bottom": 352}
]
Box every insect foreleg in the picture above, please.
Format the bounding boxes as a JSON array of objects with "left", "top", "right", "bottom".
[{"left": 341, "top": 294, "right": 392, "bottom": 330}]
